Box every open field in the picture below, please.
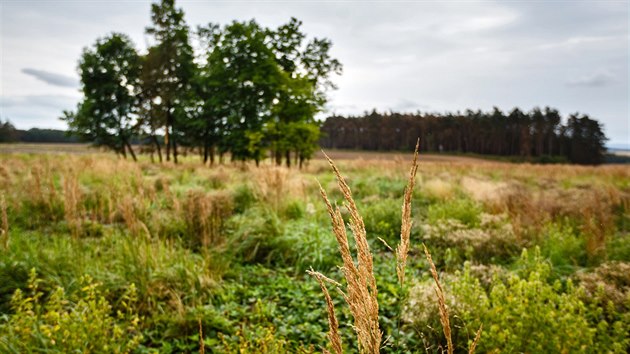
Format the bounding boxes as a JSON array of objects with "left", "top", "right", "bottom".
[
  {"left": 0, "top": 143, "right": 524, "bottom": 164},
  {"left": 0, "top": 151, "right": 629, "bottom": 353}
]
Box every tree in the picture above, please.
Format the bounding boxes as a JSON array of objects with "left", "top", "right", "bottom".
[
  {"left": 566, "top": 113, "right": 607, "bottom": 164},
  {"left": 200, "top": 20, "right": 286, "bottom": 163},
  {"left": 271, "top": 20, "right": 342, "bottom": 166},
  {"left": 198, "top": 18, "right": 341, "bottom": 167},
  {"left": 0, "top": 119, "right": 19, "bottom": 143},
  {"left": 144, "top": 0, "right": 195, "bottom": 163},
  {"left": 62, "top": 33, "right": 141, "bottom": 160}
]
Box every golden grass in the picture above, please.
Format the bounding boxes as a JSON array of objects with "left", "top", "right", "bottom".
[
  {"left": 469, "top": 324, "right": 483, "bottom": 354},
  {"left": 1, "top": 194, "right": 8, "bottom": 249},
  {"left": 423, "top": 243, "right": 453, "bottom": 354},
  {"left": 396, "top": 140, "right": 419, "bottom": 286},
  {"left": 316, "top": 150, "right": 381, "bottom": 353},
  {"left": 307, "top": 269, "right": 343, "bottom": 354},
  {"left": 63, "top": 171, "right": 81, "bottom": 238},
  {"left": 199, "top": 318, "right": 205, "bottom": 354},
  {"left": 312, "top": 145, "right": 484, "bottom": 353}
]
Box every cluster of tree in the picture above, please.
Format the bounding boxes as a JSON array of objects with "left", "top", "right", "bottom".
[
  {"left": 62, "top": 0, "right": 341, "bottom": 167},
  {"left": 0, "top": 120, "right": 18, "bottom": 143},
  {"left": 320, "top": 108, "right": 608, "bottom": 164},
  {"left": 0, "top": 119, "right": 78, "bottom": 143}
]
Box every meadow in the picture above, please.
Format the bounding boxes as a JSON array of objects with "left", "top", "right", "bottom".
[{"left": 0, "top": 149, "right": 628, "bottom": 353}]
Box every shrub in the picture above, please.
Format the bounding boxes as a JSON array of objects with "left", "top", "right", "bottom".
[
  {"left": 540, "top": 222, "right": 587, "bottom": 273},
  {"left": 227, "top": 207, "right": 287, "bottom": 265},
  {"left": 421, "top": 215, "right": 519, "bottom": 267},
  {"left": 362, "top": 197, "right": 404, "bottom": 247},
  {"left": 427, "top": 197, "right": 482, "bottom": 228},
  {"left": 0, "top": 269, "right": 142, "bottom": 353}
]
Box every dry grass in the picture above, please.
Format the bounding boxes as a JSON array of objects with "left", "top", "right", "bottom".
[
  {"left": 317, "top": 151, "right": 381, "bottom": 354},
  {"left": 199, "top": 318, "right": 205, "bottom": 354},
  {"left": 423, "top": 244, "right": 453, "bottom": 354},
  {"left": 183, "top": 191, "right": 233, "bottom": 248},
  {"left": 312, "top": 146, "right": 475, "bottom": 353},
  {"left": 469, "top": 324, "right": 483, "bottom": 354},
  {"left": 1, "top": 194, "right": 8, "bottom": 249},
  {"left": 396, "top": 140, "right": 419, "bottom": 286},
  {"left": 307, "top": 269, "right": 343, "bottom": 354},
  {"left": 63, "top": 171, "right": 81, "bottom": 238}
]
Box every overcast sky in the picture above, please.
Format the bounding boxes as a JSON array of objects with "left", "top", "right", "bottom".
[{"left": 1, "top": 0, "right": 628, "bottom": 146}]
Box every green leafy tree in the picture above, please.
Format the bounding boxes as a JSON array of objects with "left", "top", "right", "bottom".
[
  {"left": 199, "top": 20, "right": 284, "bottom": 164},
  {"left": 269, "top": 18, "right": 341, "bottom": 167},
  {"left": 145, "top": 0, "right": 195, "bottom": 163},
  {"left": 62, "top": 33, "right": 141, "bottom": 160},
  {"left": 198, "top": 18, "right": 341, "bottom": 167}
]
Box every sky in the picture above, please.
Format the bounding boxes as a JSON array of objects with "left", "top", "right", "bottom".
[{"left": 1, "top": 0, "right": 628, "bottom": 147}]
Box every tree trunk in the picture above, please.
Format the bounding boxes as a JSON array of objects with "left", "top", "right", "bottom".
[
  {"left": 203, "top": 140, "right": 209, "bottom": 164},
  {"left": 285, "top": 150, "right": 291, "bottom": 168},
  {"left": 275, "top": 150, "right": 282, "bottom": 166},
  {"left": 209, "top": 145, "right": 215, "bottom": 166},
  {"left": 125, "top": 140, "right": 137, "bottom": 162},
  {"left": 152, "top": 135, "right": 163, "bottom": 163},
  {"left": 173, "top": 135, "right": 178, "bottom": 164},
  {"left": 165, "top": 124, "right": 171, "bottom": 162}
]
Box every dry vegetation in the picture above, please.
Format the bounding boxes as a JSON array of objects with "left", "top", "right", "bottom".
[{"left": 0, "top": 150, "right": 628, "bottom": 353}]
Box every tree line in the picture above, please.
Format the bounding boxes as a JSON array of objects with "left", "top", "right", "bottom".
[
  {"left": 320, "top": 108, "right": 608, "bottom": 164},
  {"left": 0, "top": 120, "right": 79, "bottom": 143},
  {"left": 62, "top": 0, "right": 341, "bottom": 167}
]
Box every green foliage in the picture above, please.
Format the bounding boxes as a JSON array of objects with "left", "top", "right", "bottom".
[
  {"left": 232, "top": 184, "right": 257, "bottom": 213},
  {"left": 0, "top": 269, "right": 142, "bottom": 353},
  {"left": 540, "top": 222, "right": 587, "bottom": 272},
  {"left": 427, "top": 197, "right": 482, "bottom": 228},
  {"left": 479, "top": 251, "right": 594, "bottom": 353},
  {"left": 362, "top": 198, "right": 404, "bottom": 247},
  {"left": 62, "top": 33, "right": 141, "bottom": 160}
]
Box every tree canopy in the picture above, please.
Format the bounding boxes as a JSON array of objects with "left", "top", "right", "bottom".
[
  {"left": 320, "top": 108, "right": 608, "bottom": 165},
  {"left": 61, "top": 0, "right": 341, "bottom": 167},
  {"left": 62, "top": 33, "right": 141, "bottom": 160}
]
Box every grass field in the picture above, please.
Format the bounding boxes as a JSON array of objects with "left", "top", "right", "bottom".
[{"left": 0, "top": 148, "right": 629, "bottom": 353}]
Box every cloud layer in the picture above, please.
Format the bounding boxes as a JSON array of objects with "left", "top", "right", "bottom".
[
  {"left": 1, "top": 0, "right": 628, "bottom": 144},
  {"left": 21, "top": 68, "right": 79, "bottom": 88}
]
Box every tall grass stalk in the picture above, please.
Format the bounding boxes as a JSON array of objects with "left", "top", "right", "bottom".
[
  {"left": 63, "top": 172, "right": 81, "bottom": 237},
  {"left": 469, "top": 324, "right": 483, "bottom": 354},
  {"left": 317, "top": 151, "right": 381, "bottom": 353},
  {"left": 308, "top": 269, "right": 343, "bottom": 354},
  {"left": 423, "top": 243, "right": 453, "bottom": 354},
  {"left": 1, "top": 195, "right": 8, "bottom": 249},
  {"left": 312, "top": 147, "right": 478, "bottom": 353},
  {"left": 396, "top": 140, "right": 419, "bottom": 286}
]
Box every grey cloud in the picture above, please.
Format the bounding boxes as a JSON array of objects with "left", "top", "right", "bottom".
[
  {"left": 567, "top": 70, "right": 616, "bottom": 87},
  {"left": 393, "top": 99, "right": 429, "bottom": 112},
  {"left": 21, "top": 68, "right": 78, "bottom": 88}
]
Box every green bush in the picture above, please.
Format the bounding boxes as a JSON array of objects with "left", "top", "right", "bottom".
[
  {"left": 540, "top": 222, "right": 586, "bottom": 273},
  {"left": 361, "top": 198, "right": 404, "bottom": 247},
  {"left": 427, "top": 197, "right": 482, "bottom": 228},
  {"left": 0, "top": 269, "right": 142, "bottom": 353},
  {"left": 233, "top": 184, "right": 257, "bottom": 214}
]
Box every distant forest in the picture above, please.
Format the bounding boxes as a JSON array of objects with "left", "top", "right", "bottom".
[
  {"left": 0, "top": 120, "right": 78, "bottom": 143},
  {"left": 320, "top": 108, "right": 608, "bottom": 165}
]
